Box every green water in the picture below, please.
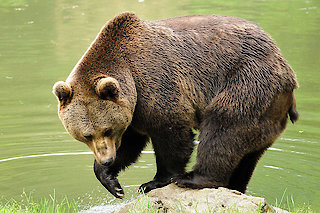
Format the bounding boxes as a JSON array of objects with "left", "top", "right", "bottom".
[{"left": 0, "top": 0, "right": 319, "bottom": 211}]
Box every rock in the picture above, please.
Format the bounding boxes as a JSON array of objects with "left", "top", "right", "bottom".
[{"left": 116, "top": 184, "right": 288, "bottom": 213}]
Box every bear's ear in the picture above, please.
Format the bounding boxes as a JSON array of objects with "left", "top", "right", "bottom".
[
  {"left": 52, "top": 81, "right": 72, "bottom": 104},
  {"left": 95, "top": 77, "right": 120, "bottom": 102}
]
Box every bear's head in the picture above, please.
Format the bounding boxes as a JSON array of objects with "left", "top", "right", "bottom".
[
  {"left": 53, "top": 76, "right": 134, "bottom": 166},
  {"left": 53, "top": 12, "right": 141, "bottom": 166}
]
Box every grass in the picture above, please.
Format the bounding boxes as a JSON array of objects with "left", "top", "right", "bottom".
[
  {"left": 126, "top": 192, "right": 161, "bottom": 213},
  {"left": 272, "top": 188, "right": 314, "bottom": 213},
  {"left": 0, "top": 190, "right": 315, "bottom": 213},
  {"left": 0, "top": 191, "right": 79, "bottom": 213}
]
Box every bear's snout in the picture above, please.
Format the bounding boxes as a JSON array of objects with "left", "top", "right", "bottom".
[
  {"left": 101, "top": 157, "right": 114, "bottom": 167},
  {"left": 86, "top": 137, "right": 117, "bottom": 166}
]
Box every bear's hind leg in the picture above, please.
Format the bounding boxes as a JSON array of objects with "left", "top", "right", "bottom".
[
  {"left": 175, "top": 114, "right": 286, "bottom": 191},
  {"left": 175, "top": 119, "right": 257, "bottom": 189},
  {"left": 227, "top": 148, "right": 266, "bottom": 193}
]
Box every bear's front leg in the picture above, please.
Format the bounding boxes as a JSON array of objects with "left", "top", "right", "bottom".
[
  {"left": 139, "top": 129, "right": 195, "bottom": 193},
  {"left": 93, "top": 126, "right": 149, "bottom": 198},
  {"left": 94, "top": 160, "right": 124, "bottom": 198}
]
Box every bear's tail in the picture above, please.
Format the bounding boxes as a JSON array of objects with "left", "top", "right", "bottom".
[{"left": 289, "top": 94, "right": 299, "bottom": 123}]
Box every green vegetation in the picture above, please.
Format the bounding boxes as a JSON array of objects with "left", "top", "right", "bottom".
[
  {"left": 0, "top": 191, "right": 315, "bottom": 213},
  {"left": 271, "top": 188, "right": 314, "bottom": 213},
  {"left": 0, "top": 191, "right": 78, "bottom": 213}
]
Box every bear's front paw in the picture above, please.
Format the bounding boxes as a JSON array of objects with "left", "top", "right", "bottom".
[
  {"left": 93, "top": 160, "right": 124, "bottom": 198},
  {"left": 138, "top": 181, "right": 158, "bottom": 194},
  {"left": 138, "top": 178, "right": 172, "bottom": 194}
]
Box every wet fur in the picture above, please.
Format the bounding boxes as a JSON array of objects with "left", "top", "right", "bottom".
[{"left": 55, "top": 12, "right": 298, "bottom": 196}]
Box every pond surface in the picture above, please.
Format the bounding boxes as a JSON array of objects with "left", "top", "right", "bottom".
[{"left": 0, "top": 0, "right": 319, "bottom": 211}]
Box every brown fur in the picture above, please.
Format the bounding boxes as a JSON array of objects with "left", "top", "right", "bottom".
[{"left": 53, "top": 12, "right": 298, "bottom": 198}]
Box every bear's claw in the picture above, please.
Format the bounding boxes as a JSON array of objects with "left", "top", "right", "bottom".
[
  {"left": 93, "top": 160, "right": 125, "bottom": 198},
  {"left": 138, "top": 183, "right": 153, "bottom": 194},
  {"left": 99, "top": 175, "right": 125, "bottom": 198},
  {"left": 138, "top": 177, "right": 173, "bottom": 194}
]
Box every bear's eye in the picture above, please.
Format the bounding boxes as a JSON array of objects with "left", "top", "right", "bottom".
[
  {"left": 84, "top": 135, "right": 93, "bottom": 141},
  {"left": 104, "top": 129, "right": 113, "bottom": 137}
]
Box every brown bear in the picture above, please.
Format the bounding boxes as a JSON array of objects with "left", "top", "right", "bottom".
[{"left": 53, "top": 12, "right": 298, "bottom": 198}]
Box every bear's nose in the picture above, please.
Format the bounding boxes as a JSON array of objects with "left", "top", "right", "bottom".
[{"left": 101, "top": 157, "right": 114, "bottom": 167}]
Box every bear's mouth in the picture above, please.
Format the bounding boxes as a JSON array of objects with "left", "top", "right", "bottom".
[{"left": 86, "top": 138, "right": 117, "bottom": 165}]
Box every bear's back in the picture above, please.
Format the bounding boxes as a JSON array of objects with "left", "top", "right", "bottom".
[
  {"left": 138, "top": 14, "right": 296, "bottom": 95},
  {"left": 153, "top": 14, "right": 258, "bottom": 33},
  {"left": 132, "top": 15, "right": 284, "bottom": 104},
  {"left": 130, "top": 14, "right": 297, "bottom": 127}
]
